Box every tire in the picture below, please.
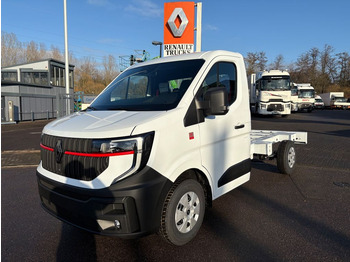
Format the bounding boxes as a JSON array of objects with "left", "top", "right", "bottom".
[
  {"left": 159, "top": 179, "right": 205, "bottom": 246},
  {"left": 277, "top": 141, "right": 296, "bottom": 175}
]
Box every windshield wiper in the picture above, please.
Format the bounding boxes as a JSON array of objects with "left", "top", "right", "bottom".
[
  {"left": 107, "top": 107, "right": 129, "bottom": 111},
  {"left": 85, "top": 106, "right": 98, "bottom": 111}
]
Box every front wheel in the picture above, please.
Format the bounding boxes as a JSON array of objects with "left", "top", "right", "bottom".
[
  {"left": 277, "top": 141, "right": 296, "bottom": 175},
  {"left": 159, "top": 179, "right": 205, "bottom": 246}
]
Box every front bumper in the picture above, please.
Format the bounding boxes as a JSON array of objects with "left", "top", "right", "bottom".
[
  {"left": 314, "top": 104, "right": 324, "bottom": 109},
  {"left": 37, "top": 166, "right": 172, "bottom": 238},
  {"left": 298, "top": 103, "right": 313, "bottom": 110},
  {"left": 258, "top": 102, "right": 291, "bottom": 115}
]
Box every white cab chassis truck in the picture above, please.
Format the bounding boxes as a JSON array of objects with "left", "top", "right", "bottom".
[
  {"left": 319, "top": 92, "right": 350, "bottom": 109},
  {"left": 37, "top": 51, "right": 307, "bottom": 246},
  {"left": 291, "top": 83, "right": 315, "bottom": 112},
  {"left": 248, "top": 70, "right": 292, "bottom": 116}
]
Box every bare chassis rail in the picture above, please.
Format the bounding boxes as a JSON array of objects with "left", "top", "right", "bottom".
[{"left": 250, "top": 130, "right": 308, "bottom": 159}]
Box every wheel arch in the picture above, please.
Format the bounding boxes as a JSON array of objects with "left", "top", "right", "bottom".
[{"left": 174, "top": 169, "right": 213, "bottom": 207}]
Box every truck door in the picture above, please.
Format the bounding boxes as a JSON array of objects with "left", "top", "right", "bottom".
[{"left": 197, "top": 59, "right": 251, "bottom": 199}]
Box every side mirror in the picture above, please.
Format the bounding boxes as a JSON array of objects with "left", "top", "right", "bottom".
[{"left": 203, "top": 86, "right": 229, "bottom": 116}]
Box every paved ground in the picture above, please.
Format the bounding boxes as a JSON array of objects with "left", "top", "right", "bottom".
[{"left": 1, "top": 110, "right": 350, "bottom": 261}]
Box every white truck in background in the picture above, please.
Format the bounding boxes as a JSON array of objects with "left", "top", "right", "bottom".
[
  {"left": 314, "top": 95, "right": 325, "bottom": 109},
  {"left": 36, "top": 51, "right": 307, "bottom": 246},
  {"left": 319, "top": 92, "right": 350, "bottom": 109},
  {"left": 291, "top": 83, "right": 315, "bottom": 112},
  {"left": 248, "top": 70, "right": 291, "bottom": 116}
]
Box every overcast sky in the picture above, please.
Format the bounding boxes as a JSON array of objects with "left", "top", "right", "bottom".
[{"left": 2, "top": 0, "right": 350, "bottom": 67}]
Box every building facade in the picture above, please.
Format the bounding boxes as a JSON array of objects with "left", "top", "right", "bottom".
[{"left": 1, "top": 59, "right": 74, "bottom": 122}]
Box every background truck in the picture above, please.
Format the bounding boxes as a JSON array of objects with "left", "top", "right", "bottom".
[
  {"left": 37, "top": 51, "right": 307, "bottom": 246},
  {"left": 319, "top": 92, "right": 350, "bottom": 109},
  {"left": 248, "top": 70, "right": 292, "bottom": 116},
  {"left": 314, "top": 95, "right": 325, "bottom": 109},
  {"left": 291, "top": 83, "right": 315, "bottom": 112}
]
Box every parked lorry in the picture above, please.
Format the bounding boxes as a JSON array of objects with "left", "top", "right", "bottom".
[
  {"left": 248, "top": 70, "right": 292, "bottom": 116},
  {"left": 319, "top": 92, "right": 350, "bottom": 109},
  {"left": 37, "top": 51, "right": 307, "bottom": 246},
  {"left": 291, "top": 83, "right": 315, "bottom": 112}
]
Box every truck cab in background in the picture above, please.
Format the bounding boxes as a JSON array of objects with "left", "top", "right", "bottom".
[
  {"left": 248, "top": 70, "right": 291, "bottom": 116},
  {"left": 291, "top": 83, "right": 315, "bottom": 112},
  {"left": 314, "top": 95, "right": 325, "bottom": 109}
]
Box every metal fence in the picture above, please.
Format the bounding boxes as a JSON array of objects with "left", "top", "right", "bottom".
[{"left": 2, "top": 94, "right": 74, "bottom": 122}]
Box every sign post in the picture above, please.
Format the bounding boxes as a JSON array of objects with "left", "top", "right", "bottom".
[{"left": 195, "top": 2, "right": 202, "bottom": 52}]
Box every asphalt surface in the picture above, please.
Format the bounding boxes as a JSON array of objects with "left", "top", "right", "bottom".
[{"left": 1, "top": 110, "right": 350, "bottom": 261}]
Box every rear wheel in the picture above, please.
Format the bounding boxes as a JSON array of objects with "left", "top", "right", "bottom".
[
  {"left": 277, "top": 141, "right": 296, "bottom": 175},
  {"left": 159, "top": 179, "right": 205, "bottom": 246}
]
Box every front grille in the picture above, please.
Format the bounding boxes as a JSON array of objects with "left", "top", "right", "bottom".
[
  {"left": 269, "top": 99, "right": 283, "bottom": 102},
  {"left": 41, "top": 134, "right": 109, "bottom": 181},
  {"left": 267, "top": 103, "right": 283, "bottom": 111}
]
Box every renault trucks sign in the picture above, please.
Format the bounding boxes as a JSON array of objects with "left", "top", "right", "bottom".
[{"left": 164, "top": 2, "right": 195, "bottom": 57}]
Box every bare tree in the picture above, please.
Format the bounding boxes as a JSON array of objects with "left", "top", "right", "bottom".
[
  {"left": 1, "top": 32, "right": 24, "bottom": 67},
  {"left": 102, "top": 55, "right": 119, "bottom": 86},
  {"left": 245, "top": 52, "right": 259, "bottom": 75},
  {"left": 50, "top": 45, "right": 64, "bottom": 61},
  {"left": 256, "top": 51, "right": 267, "bottom": 71},
  {"left": 25, "top": 41, "right": 47, "bottom": 62},
  {"left": 320, "top": 44, "right": 337, "bottom": 83},
  {"left": 75, "top": 57, "right": 105, "bottom": 94},
  {"left": 245, "top": 51, "right": 268, "bottom": 75},
  {"left": 270, "top": 54, "right": 285, "bottom": 70},
  {"left": 336, "top": 52, "right": 350, "bottom": 86}
]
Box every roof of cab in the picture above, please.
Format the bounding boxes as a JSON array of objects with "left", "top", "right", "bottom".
[{"left": 128, "top": 50, "right": 243, "bottom": 69}]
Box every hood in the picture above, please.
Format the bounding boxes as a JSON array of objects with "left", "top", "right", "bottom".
[
  {"left": 260, "top": 90, "right": 291, "bottom": 101},
  {"left": 43, "top": 110, "right": 165, "bottom": 138}
]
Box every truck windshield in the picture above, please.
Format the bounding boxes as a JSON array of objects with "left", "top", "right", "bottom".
[
  {"left": 298, "top": 90, "right": 315, "bottom": 98},
  {"left": 260, "top": 76, "right": 290, "bottom": 91},
  {"left": 88, "top": 59, "right": 205, "bottom": 111},
  {"left": 334, "top": 97, "right": 347, "bottom": 102}
]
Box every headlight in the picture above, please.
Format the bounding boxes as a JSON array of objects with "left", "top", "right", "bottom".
[
  {"left": 260, "top": 103, "right": 267, "bottom": 109},
  {"left": 92, "top": 131, "right": 154, "bottom": 171},
  {"left": 285, "top": 104, "right": 291, "bottom": 108},
  {"left": 93, "top": 139, "right": 137, "bottom": 154}
]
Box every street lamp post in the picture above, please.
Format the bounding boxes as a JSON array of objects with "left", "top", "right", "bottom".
[
  {"left": 64, "top": 0, "right": 70, "bottom": 115},
  {"left": 152, "top": 41, "right": 163, "bottom": 58}
]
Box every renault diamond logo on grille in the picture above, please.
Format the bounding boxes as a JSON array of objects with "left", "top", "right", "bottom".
[
  {"left": 55, "top": 139, "right": 64, "bottom": 164},
  {"left": 167, "top": 8, "right": 188, "bottom": 37}
]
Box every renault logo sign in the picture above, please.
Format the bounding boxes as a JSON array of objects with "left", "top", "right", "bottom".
[
  {"left": 164, "top": 2, "right": 195, "bottom": 57},
  {"left": 167, "top": 8, "right": 188, "bottom": 37}
]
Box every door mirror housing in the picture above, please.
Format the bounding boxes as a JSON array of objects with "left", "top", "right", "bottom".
[{"left": 203, "top": 86, "right": 229, "bottom": 116}]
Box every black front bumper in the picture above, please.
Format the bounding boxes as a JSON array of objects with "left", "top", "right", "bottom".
[{"left": 37, "top": 166, "right": 173, "bottom": 238}]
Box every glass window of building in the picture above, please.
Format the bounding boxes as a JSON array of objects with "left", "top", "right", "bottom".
[{"left": 1, "top": 71, "right": 17, "bottom": 82}]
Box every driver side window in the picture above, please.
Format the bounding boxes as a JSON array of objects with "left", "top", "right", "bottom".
[{"left": 200, "top": 62, "right": 237, "bottom": 105}]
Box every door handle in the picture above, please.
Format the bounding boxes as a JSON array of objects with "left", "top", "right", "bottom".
[{"left": 235, "top": 124, "right": 245, "bottom": 129}]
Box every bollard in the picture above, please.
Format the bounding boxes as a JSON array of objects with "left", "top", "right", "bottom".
[
  {"left": 31, "top": 111, "right": 34, "bottom": 121},
  {"left": 8, "top": 101, "right": 14, "bottom": 122}
]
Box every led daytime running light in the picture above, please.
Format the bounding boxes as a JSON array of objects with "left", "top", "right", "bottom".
[{"left": 40, "top": 143, "right": 134, "bottom": 157}]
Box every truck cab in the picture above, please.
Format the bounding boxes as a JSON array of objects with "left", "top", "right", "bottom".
[
  {"left": 314, "top": 95, "right": 325, "bottom": 109},
  {"left": 296, "top": 84, "right": 315, "bottom": 112},
  {"left": 291, "top": 83, "right": 315, "bottom": 112},
  {"left": 248, "top": 70, "right": 292, "bottom": 116}
]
